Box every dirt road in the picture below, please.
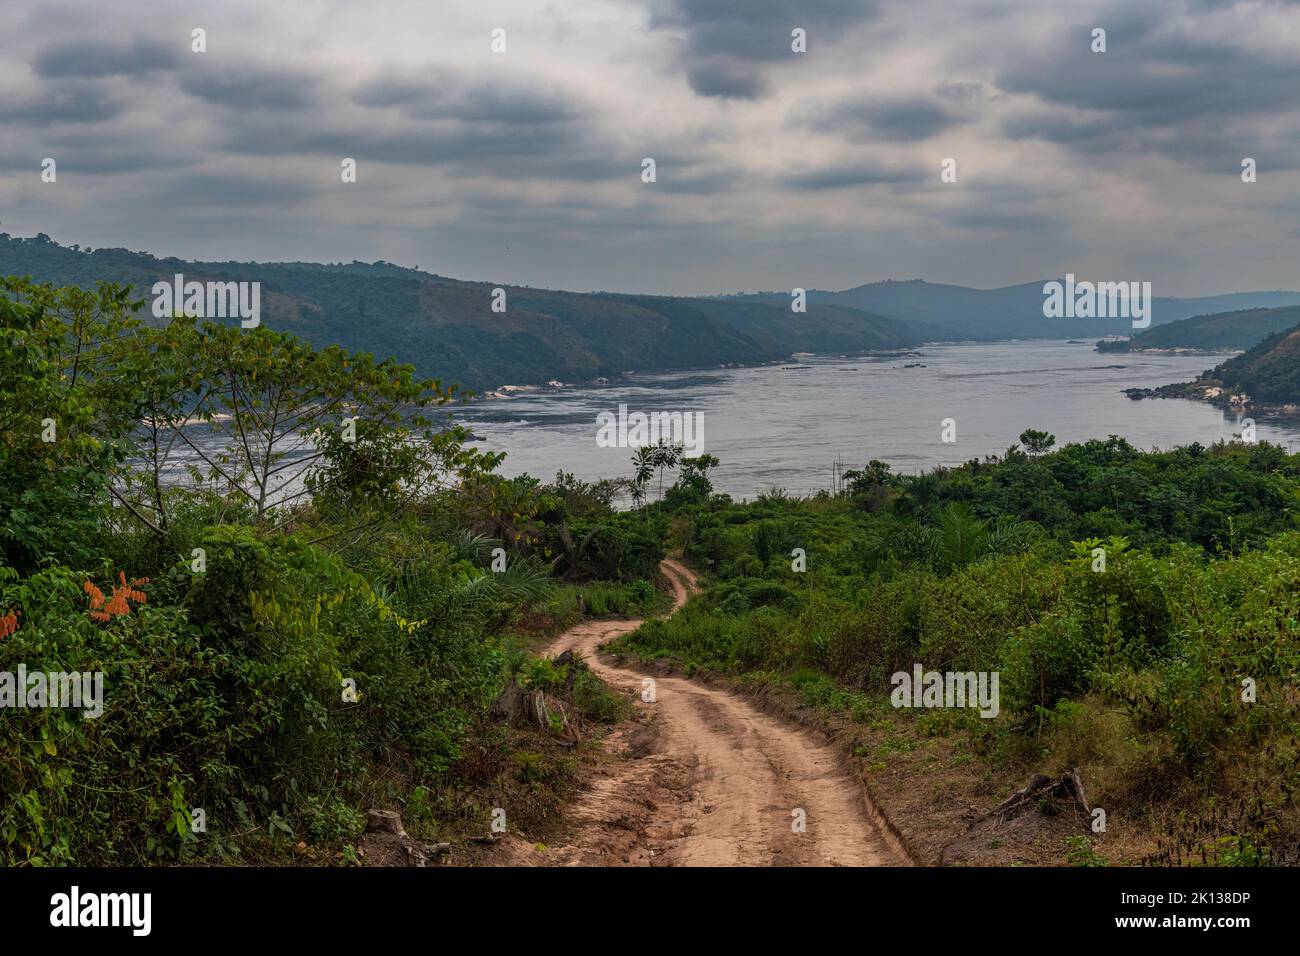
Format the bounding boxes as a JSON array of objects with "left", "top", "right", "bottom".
[{"left": 542, "top": 558, "right": 899, "bottom": 866}]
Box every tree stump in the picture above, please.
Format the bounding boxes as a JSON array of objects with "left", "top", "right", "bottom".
[{"left": 365, "top": 809, "right": 408, "bottom": 838}]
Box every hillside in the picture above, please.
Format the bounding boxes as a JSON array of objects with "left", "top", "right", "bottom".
[
  {"left": 1210, "top": 324, "right": 1300, "bottom": 406},
  {"left": 1124, "top": 318, "right": 1300, "bottom": 410},
  {"left": 0, "top": 234, "right": 919, "bottom": 392},
  {"left": 730, "top": 279, "right": 1300, "bottom": 341},
  {"left": 1096, "top": 304, "right": 1300, "bottom": 353}
]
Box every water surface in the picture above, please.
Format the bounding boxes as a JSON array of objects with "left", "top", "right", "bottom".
[{"left": 451, "top": 341, "right": 1300, "bottom": 499}]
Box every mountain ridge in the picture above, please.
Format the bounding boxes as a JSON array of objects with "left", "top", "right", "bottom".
[
  {"left": 0, "top": 234, "right": 920, "bottom": 392},
  {"left": 1097, "top": 304, "right": 1300, "bottom": 354},
  {"left": 6, "top": 232, "right": 1300, "bottom": 391}
]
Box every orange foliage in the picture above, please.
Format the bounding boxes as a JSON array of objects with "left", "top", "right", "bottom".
[
  {"left": 0, "top": 608, "right": 18, "bottom": 639},
  {"left": 84, "top": 572, "right": 149, "bottom": 623}
]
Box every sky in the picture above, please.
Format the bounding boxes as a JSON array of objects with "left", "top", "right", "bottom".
[{"left": 2, "top": 0, "right": 1299, "bottom": 296}]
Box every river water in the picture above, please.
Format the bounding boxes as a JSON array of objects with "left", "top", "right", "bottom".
[{"left": 449, "top": 340, "right": 1300, "bottom": 500}]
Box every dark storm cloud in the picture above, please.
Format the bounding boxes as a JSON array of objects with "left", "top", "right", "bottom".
[
  {"left": 33, "top": 37, "right": 182, "bottom": 78},
  {"left": 648, "top": 0, "right": 878, "bottom": 99}
]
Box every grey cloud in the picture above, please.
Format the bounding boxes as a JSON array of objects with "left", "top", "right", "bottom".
[
  {"left": 783, "top": 161, "right": 922, "bottom": 190},
  {"left": 649, "top": 0, "right": 878, "bottom": 99},
  {"left": 1001, "top": 110, "right": 1111, "bottom": 145},
  {"left": 652, "top": 160, "right": 746, "bottom": 194},
  {"left": 178, "top": 63, "right": 321, "bottom": 109},
  {"left": 941, "top": 204, "right": 1060, "bottom": 232},
  {"left": 685, "top": 59, "right": 769, "bottom": 100},
  {"left": 33, "top": 37, "right": 181, "bottom": 78},
  {"left": 147, "top": 170, "right": 324, "bottom": 206},
  {"left": 2, "top": 0, "right": 1300, "bottom": 297},
  {"left": 799, "top": 95, "right": 962, "bottom": 142},
  {"left": 215, "top": 111, "right": 629, "bottom": 183},
  {"left": 352, "top": 70, "right": 579, "bottom": 123},
  {"left": 0, "top": 84, "right": 123, "bottom": 124},
  {"left": 651, "top": 0, "right": 876, "bottom": 59},
  {"left": 995, "top": 14, "right": 1300, "bottom": 125},
  {"left": 934, "top": 80, "right": 992, "bottom": 106}
]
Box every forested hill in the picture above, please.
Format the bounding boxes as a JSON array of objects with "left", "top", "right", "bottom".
[
  {"left": 1097, "top": 305, "right": 1300, "bottom": 354},
  {"left": 0, "top": 234, "right": 919, "bottom": 392},
  {"left": 726, "top": 280, "right": 1300, "bottom": 341},
  {"left": 1208, "top": 323, "right": 1300, "bottom": 405}
]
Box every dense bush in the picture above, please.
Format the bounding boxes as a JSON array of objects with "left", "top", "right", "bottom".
[
  {"left": 613, "top": 434, "right": 1300, "bottom": 860},
  {"left": 0, "top": 280, "right": 670, "bottom": 865}
]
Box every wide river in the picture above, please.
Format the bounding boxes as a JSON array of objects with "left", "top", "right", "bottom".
[{"left": 450, "top": 340, "right": 1300, "bottom": 500}]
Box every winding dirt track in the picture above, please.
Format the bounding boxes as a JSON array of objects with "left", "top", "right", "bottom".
[{"left": 542, "top": 559, "right": 898, "bottom": 867}]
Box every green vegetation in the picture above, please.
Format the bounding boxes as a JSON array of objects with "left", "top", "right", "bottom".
[
  {"left": 1125, "top": 318, "right": 1300, "bottom": 411},
  {"left": 1209, "top": 324, "right": 1300, "bottom": 406},
  {"left": 1097, "top": 305, "right": 1300, "bottom": 353},
  {"left": 612, "top": 437, "right": 1300, "bottom": 864},
  {"left": 735, "top": 279, "right": 1300, "bottom": 342},
  {"left": 0, "top": 234, "right": 919, "bottom": 392},
  {"left": 6, "top": 270, "right": 1299, "bottom": 867},
  {"left": 0, "top": 277, "right": 671, "bottom": 865}
]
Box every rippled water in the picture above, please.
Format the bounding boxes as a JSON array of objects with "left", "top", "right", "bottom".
[{"left": 450, "top": 340, "right": 1300, "bottom": 500}]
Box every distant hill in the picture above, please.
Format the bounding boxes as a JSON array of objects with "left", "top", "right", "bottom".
[
  {"left": 727, "top": 279, "right": 1300, "bottom": 341},
  {"left": 1210, "top": 324, "right": 1300, "bottom": 406},
  {"left": 1124, "top": 317, "right": 1300, "bottom": 410},
  {"left": 0, "top": 234, "right": 919, "bottom": 392},
  {"left": 1097, "top": 305, "right": 1300, "bottom": 354},
  {"left": 8, "top": 234, "right": 1299, "bottom": 388}
]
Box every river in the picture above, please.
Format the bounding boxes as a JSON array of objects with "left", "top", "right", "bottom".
[{"left": 449, "top": 340, "right": 1300, "bottom": 500}]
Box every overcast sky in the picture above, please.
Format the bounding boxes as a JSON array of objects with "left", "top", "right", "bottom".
[{"left": 2, "top": 0, "right": 1299, "bottom": 296}]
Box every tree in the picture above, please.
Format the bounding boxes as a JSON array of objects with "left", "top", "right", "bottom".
[
  {"left": 152, "top": 321, "right": 463, "bottom": 525},
  {"left": 0, "top": 280, "right": 141, "bottom": 568},
  {"left": 1019, "top": 428, "right": 1056, "bottom": 456},
  {"left": 648, "top": 439, "right": 684, "bottom": 502},
  {"left": 842, "top": 459, "right": 894, "bottom": 511},
  {"left": 629, "top": 446, "right": 655, "bottom": 507},
  {"left": 667, "top": 453, "right": 720, "bottom": 505}
]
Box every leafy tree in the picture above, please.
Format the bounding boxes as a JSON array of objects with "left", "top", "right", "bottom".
[
  {"left": 0, "top": 281, "right": 140, "bottom": 569},
  {"left": 1018, "top": 428, "right": 1056, "bottom": 455},
  {"left": 629, "top": 445, "right": 655, "bottom": 506},
  {"left": 648, "top": 439, "right": 684, "bottom": 502},
  {"left": 666, "top": 453, "right": 720, "bottom": 505}
]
